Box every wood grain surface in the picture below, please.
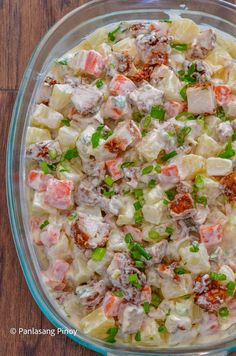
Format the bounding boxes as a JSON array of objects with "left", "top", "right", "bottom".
[{"left": 1, "top": 1, "right": 236, "bottom": 355}]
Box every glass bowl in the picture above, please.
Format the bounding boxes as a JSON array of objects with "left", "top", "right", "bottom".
[{"left": 6, "top": 0, "right": 236, "bottom": 355}]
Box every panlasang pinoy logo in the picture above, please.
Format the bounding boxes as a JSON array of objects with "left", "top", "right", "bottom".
[{"left": 9, "top": 327, "right": 78, "bottom": 336}]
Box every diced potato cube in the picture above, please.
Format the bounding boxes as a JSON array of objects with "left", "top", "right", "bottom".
[
  {"left": 57, "top": 126, "right": 80, "bottom": 149},
  {"left": 132, "top": 318, "right": 162, "bottom": 345},
  {"left": 107, "top": 230, "right": 127, "bottom": 252},
  {"left": 137, "top": 130, "right": 162, "bottom": 162},
  {"left": 179, "top": 244, "right": 210, "bottom": 274},
  {"left": 32, "top": 192, "right": 57, "bottom": 214},
  {"left": 181, "top": 154, "right": 206, "bottom": 179},
  {"left": 49, "top": 84, "right": 73, "bottom": 111},
  {"left": 116, "top": 197, "right": 135, "bottom": 226},
  {"left": 31, "top": 103, "right": 63, "bottom": 129},
  {"left": 161, "top": 274, "right": 193, "bottom": 300},
  {"left": 169, "top": 19, "right": 200, "bottom": 44},
  {"left": 79, "top": 307, "right": 115, "bottom": 338},
  {"left": 26, "top": 127, "right": 51, "bottom": 147},
  {"left": 47, "top": 233, "right": 71, "bottom": 261},
  {"left": 66, "top": 257, "right": 93, "bottom": 285},
  {"left": 195, "top": 134, "right": 222, "bottom": 158},
  {"left": 206, "top": 157, "right": 232, "bottom": 176},
  {"left": 187, "top": 86, "right": 216, "bottom": 115},
  {"left": 145, "top": 186, "right": 164, "bottom": 204},
  {"left": 113, "top": 38, "right": 139, "bottom": 61},
  {"left": 224, "top": 99, "right": 236, "bottom": 118},
  {"left": 142, "top": 201, "right": 166, "bottom": 225}
]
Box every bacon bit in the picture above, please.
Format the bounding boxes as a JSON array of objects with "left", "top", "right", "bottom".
[
  {"left": 129, "top": 23, "right": 146, "bottom": 33},
  {"left": 169, "top": 193, "right": 193, "bottom": 215},
  {"left": 192, "top": 81, "right": 212, "bottom": 89},
  {"left": 104, "top": 137, "right": 128, "bottom": 153},
  {"left": 71, "top": 218, "right": 108, "bottom": 249},
  {"left": 128, "top": 54, "right": 168, "bottom": 82},
  {"left": 161, "top": 164, "right": 179, "bottom": 177},
  {"left": 220, "top": 172, "right": 236, "bottom": 201},
  {"left": 44, "top": 76, "right": 58, "bottom": 87},
  {"left": 194, "top": 274, "right": 226, "bottom": 312},
  {"left": 157, "top": 262, "right": 179, "bottom": 281},
  {"left": 41, "top": 100, "right": 49, "bottom": 106}
]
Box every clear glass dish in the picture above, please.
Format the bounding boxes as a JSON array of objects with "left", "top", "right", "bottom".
[{"left": 6, "top": 0, "right": 236, "bottom": 355}]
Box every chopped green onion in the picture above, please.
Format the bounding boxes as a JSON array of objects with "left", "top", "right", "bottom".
[
  {"left": 148, "top": 179, "right": 157, "bottom": 189},
  {"left": 133, "top": 188, "right": 143, "bottom": 199},
  {"left": 105, "top": 327, "right": 119, "bottom": 343},
  {"left": 134, "top": 243, "right": 152, "bottom": 260},
  {"left": 48, "top": 148, "right": 58, "bottom": 160},
  {"left": 174, "top": 267, "right": 186, "bottom": 275},
  {"left": 142, "top": 165, "right": 153, "bottom": 175},
  {"left": 150, "top": 105, "right": 166, "bottom": 121},
  {"left": 40, "top": 161, "right": 50, "bottom": 174},
  {"left": 216, "top": 106, "right": 226, "bottom": 120},
  {"left": 128, "top": 273, "right": 142, "bottom": 289},
  {"left": 104, "top": 175, "right": 114, "bottom": 187},
  {"left": 195, "top": 175, "right": 205, "bottom": 189},
  {"left": 219, "top": 142, "right": 235, "bottom": 159},
  {"left": 143, "top": 301, "right": 150, "bottom": 314},
  {"left": 219, "top": 307, "right": 229, "bottom": 317},
  {"left": 154, "top": 164, "right": 161, "bottom": 173},
  {"left": 165, "top": 226, "right": 174, "bottom": 235},
  {"left": 102, "top": 189, "right": 116, "bottom": 197},
  {"left": 91, "top": 124, "right": 105, "bottom": 148},
  {"left": 162, "top": 150, "right": 177, "bottom": 162},
  {"left": 227, "top": 281, "right": 236, "bottom": 296},
  {"left": 209, "top": 272, "right": 227, "bottom": 281},
  {"left": 158, "top": 325, "right": 168, "bottom": 333},
  {"left": 120, "top": 161, "right": 135, "bottom": 169},
  {"left": 62, "top": 148, "right": 78, "bottom": 161},
  {"left": 39, "top": 220, "right": 49, "bottom": 230},
  {"left": 135, "top": 260, "right": 144, "bottom": 268},
  {"left": 163, "top": 199, "right": 169, "bottom": 205},
  {"left": 132, "top": 111, "right": 143, "bottom": 123},
  {"left": 133, "top": 201, "right": 142, "bottom": 210},
  {"left": 175, "top": 112, "right": 195, "bottom": 121},
  {"left": 177, "top": 126, "right": 191, "bottom": 145},
  {"left": 102, "top": 129, "right": 113, "bottom": 140},
  {"left": 143, "top": 115, "right": 152, "bottom": 129},
  {"left": 232, "top": 132, "right": 236, "bottom": 141},
  {"left": 165, "top": 188, "right": 177, "bottom": 201},
  {"left": 135, "top": 330, "right": 141, "bottom": 342},
  {"left": 124, "top": 233, "right": 133, "bottom": 244},
  {"left": 171, "top": 43, "right": 188, "bottom": 51},
  {"left": 190, "top": 241, "right": 199, "bottom": 253},
  {"left": 148, "top": 230, "right": 160, "bottom": 240},
  {"left": 113, "top": 290, "right": 124, "bottom": 298},
  {"left": 195, "top": 195, "right": 208, "bottom": 207},
  {"left": 108, "top": 26, "right": 120, "bottom": 41},
  {"left": 61, "top": 118, "right": 70, "bottom": 126},
  {"left": 159, "top": 19, "right": 172, "bottom": 23},
  {"left": 56, "top": 58, "right": 68, "bottom": 65},
  {"left": 68, "top": 213, "right": 77, "bottom": 221},
  {"left": 95, "top": 79, "right": 104, "bottom": 89},
  {"left": 92, "top": 247, "right": 106, "bottom": 261},
  {"left": 178, "top": 63, "right": 197, "bottom": 84},
  {"left": 151, "top": 292, "right": 161, "bottom": 307},
  {"left": 180, "top": 85, "right": 188, "bottom": 100}
]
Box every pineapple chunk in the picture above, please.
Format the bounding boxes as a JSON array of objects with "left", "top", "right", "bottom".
[
  {"left": 142, "top": 201, "right": 166, "bottom": 225},
  {"left": 79, "top": 307, "right": 115, "bottom": 338},
  {"left": 66, "top": 256, "right": 93, "bottom": 286},
  {"left": 179, "top": 244, "right": 210, "bottom": 274},
  {"left": 217, "top": 34, "right": 236, "bottom": 59},
  {"left": 113, "top": 38, "right": 139, "bottom": 60},
  {"left": 206, "top": 157, "right": 232, "bottom": 176},
  {"left": 49, "top": 84, "right": 73, "bottom": 111},
  {"left": 195, "top": 134, "right": 222, "bottom": 158},
  {"left": 181, "top": 154, "right": 206, "bottom": 179},
  {"left": 26, "top": 127, "right": 51, "bottom": 147},
  {"left": 57, "top": 126, "right": 80, "bottom": 149},
  {"left": 132, "top": 318, "right": 162, "bottom": 345},
  {"left": 161, "top": 274, "right": 193, "bottom": 300},
  {"left": 31, "top": 103, "right": 63, "bottom": 129},
  {"left": 169, "top": 19, "right": 200, "bottom": 44},
  {"left": 205, "top": 45, "right": 232, "bottom": 73}
]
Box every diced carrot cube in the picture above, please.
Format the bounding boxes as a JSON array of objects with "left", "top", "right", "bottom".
[
  {"left": 85, "top": 50, "right": 106, "bottom": 77},
  {"left": 199, "top": 224, "right": 223, "bottom": 247},
  {"left": 103, "top": 292, "right": 123, "bottom": 317},
  {"left": 214, "top": 85, "right": 232, "bottom": 105},
  {"left": 161, "top": 164, "right": 179, "bottom": 178},
  {"left": 109, "top": 74, "right": 136, "bottom": 96},
  {"left": 28, "top": 169, "right": 52, "bottom": 192}
]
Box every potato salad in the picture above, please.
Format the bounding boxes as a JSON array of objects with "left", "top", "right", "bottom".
[{"left": 26, "top": 18, "right": 236, "bottom": 347}]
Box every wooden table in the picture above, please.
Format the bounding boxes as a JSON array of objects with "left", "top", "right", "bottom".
[{"left": 1, "top": 1, "right": 236, "bottom": 355}]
